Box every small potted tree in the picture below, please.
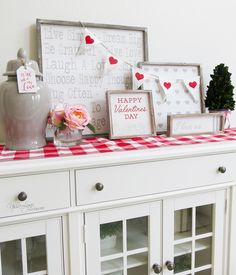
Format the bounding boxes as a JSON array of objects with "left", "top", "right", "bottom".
[
  {"left": 100, "top": 222, "right": 122, "bottom": 249},
  {"left": 205, "top": 63, "right": 235, "bottom": 112}
]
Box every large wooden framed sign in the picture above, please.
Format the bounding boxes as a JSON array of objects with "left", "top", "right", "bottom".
[
  {"left": 37, "top": 19, "right": 148, "bottom": 135},
  {"left": 138, "top": 62, "right": 205, "bottom": 133},
  {"left": 107, "top": 90, "right": 156, "bottom": 139},
  {"left": 167, "top": 113, "right": 224, "bottom": 137}
]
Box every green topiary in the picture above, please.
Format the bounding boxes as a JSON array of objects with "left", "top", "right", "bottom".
[
  {"left": 100, "top": 222, "right": 122, "bottom": 239},
  {"left": 205, "top": 63, "right": 235, "bottom": 111}
]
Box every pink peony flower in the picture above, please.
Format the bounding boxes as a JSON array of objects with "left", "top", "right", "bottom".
[
  {"left": 64, "top": 105, "right": 91, "bottom": 130},
  {"left": 50, "top": 104, "right": 65, "bottom": 128},
  {"left": 49, "top": 104, "right": 95, "bottom": 133}
]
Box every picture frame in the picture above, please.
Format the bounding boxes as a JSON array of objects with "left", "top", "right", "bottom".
[
  {"left": 37, "top": 19, "right": 148, "bottom": 136},
  {"left": 107, "top": 90, "right": 156, "bottom": 139},
  {"left": 138, "top": 62, "right": 205, "bottom": 134},
  {"left": 167, "top": 113, "right": 225, "bottom": 137}
]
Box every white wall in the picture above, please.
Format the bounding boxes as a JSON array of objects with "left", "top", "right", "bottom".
[{"left": 0, "top": 0, "right": 236, "bottom": 141}]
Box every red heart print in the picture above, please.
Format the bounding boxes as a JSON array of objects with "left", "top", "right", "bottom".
[
  {"left": 109, "top": 56, "right": 118, "bottom": 65},
  {"left": 85, "top": 35, "right": 94, "bottom": 44},
  {"left": 164, "top": 82, "right": 171, "bottom": 89},
  {"left": 189, "top": 81, "right": 197, "bottom": 88},
  {"left": 135, "top": 72, "right": 144, "bottom": 81}
]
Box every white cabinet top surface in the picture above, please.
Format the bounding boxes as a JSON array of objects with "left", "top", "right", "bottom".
[{"left": 1, "top": 140, "right": 236, "bottom": 177}]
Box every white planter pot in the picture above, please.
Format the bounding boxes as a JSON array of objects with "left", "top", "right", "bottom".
[{"left": 101, "top": 235, "right": 117, "bottom": 250}]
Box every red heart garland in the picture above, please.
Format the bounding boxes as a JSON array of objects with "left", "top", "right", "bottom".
[
  {"left": 109, "top": 56, "right": 118, "bottom": 65},
  {"left": 85, "top": 35, "right": 94, "bottom": 44},
  {"left": 135, "top": 72, "right": 144, "bottom": 81},
  {"left": 164, "top": 82, "right": 171, "bottom": 89},
  {"left": 189, "top": 81, "right": 197, "bottom": 88}
]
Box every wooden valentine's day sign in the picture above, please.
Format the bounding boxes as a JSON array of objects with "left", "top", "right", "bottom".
[{"left": 107, "top": 90, "right": 156, "bottom": 139}]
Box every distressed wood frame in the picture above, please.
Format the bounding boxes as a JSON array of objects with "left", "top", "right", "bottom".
[
  {"left": 37, "top": 19, "right": 149, "bottom": 71},
  {"left": 36, "top": 19, "right": 149, "bottom": 136}
]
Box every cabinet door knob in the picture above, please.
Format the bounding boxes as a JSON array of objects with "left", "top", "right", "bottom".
[
  {"left": 218, "top": 166, "right": 226, "bottom": 173},
  {"left": 166, "top": 261, "right": 175, "bottom": 271},
  {"left": 152, "top": 264, "right": 162, "bottom": 274},
  {"left": 95, "top": 182, "right": 104, "bottom": 191},
  {"left": 17, "top": 192, "right": 27, "bottom": 201}
]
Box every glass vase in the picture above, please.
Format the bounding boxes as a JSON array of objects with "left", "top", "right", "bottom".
[{"left": 53, "top": 128, "right": 83, "bottom": 147}]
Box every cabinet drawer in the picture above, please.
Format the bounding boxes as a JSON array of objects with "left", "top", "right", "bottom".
[
  {"left": 0, "top": 171, "right": 70, "bottom": 217},
  {"left": 76, "top": 153, "right": 235, "bottom": 205}
]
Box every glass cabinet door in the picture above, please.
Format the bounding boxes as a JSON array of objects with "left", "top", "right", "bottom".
[
  {"left": 163, "top": 190, "right": 225, "bottom": 275},
  {"left": 85, "top": 202, "right": 162, "bottom": 275},
  {"left": 0, "top": 236, "right": 47, "bottom": 275},
  {"left": 0, "top": 218, "right": 64, "bottom": 275}
]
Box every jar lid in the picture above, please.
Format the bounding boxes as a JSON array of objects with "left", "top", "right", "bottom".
[{"left": 3, "top": 48, "right": 43, "bottom": 77}]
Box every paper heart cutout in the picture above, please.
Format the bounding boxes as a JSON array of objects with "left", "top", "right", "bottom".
[
  {"left": 85, "top": 35, "right": 94, "bottom": 44},
  {"left": 135, "top": 72, "right": 144, "bottom": 81},
  {"left": 189, "top": 81, "right": 197, "bottom": 88},
  {"left": 158, "top": 123, "right": 163, "bottom": 128},
  {"left": 109, "top": 56, "right": 118, "bottom": 65},
  {"left": 164, "top": 82, "right": 171, "bottom": 89},
  {"left": 157, "top": 112, "right": 162, "bottom": 116}
]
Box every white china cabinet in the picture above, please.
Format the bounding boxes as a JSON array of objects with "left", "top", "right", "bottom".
[{"left": 0, "top": 141, "right": 236, "bottom": 275}]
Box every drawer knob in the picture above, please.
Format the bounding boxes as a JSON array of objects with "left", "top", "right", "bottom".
[
  {"left": 18, "top": 192, "right": 27, "bottom": 201},
  {"left": 95, "top": 182, "right": 104, "bottom": 191},
  {"left": 152, "top": 264, "right": 162, "bottom": 274},
  {"left": 166, "top": 261, "right": 175, "bottom": 271},
  {"left": 218, "top": 166, "right": 226, "bottom": 173}
]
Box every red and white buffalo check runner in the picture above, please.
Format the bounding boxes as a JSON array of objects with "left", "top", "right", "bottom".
[{"left": 1, "top": 128, "right": 236, "bottom": 162}]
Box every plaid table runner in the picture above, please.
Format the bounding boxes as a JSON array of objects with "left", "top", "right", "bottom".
[{"left": 1, "top": 128, "right": 236, "bottom": 162}]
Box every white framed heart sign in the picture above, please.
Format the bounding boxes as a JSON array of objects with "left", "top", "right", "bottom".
[
  {"left": 138, "top": 62, "right": 205, "bottom": 133},
  {"left": 107, "top": 90, "right": 156, "bottom": 139}
]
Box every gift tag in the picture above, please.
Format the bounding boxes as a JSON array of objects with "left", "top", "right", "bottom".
[{"left": 17, "top": 66, "right": 37, "bottom": 94}]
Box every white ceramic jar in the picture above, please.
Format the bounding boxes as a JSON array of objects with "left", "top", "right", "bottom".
[{"left": 0, "top": 49, "right": 51, "bottom": 150}]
